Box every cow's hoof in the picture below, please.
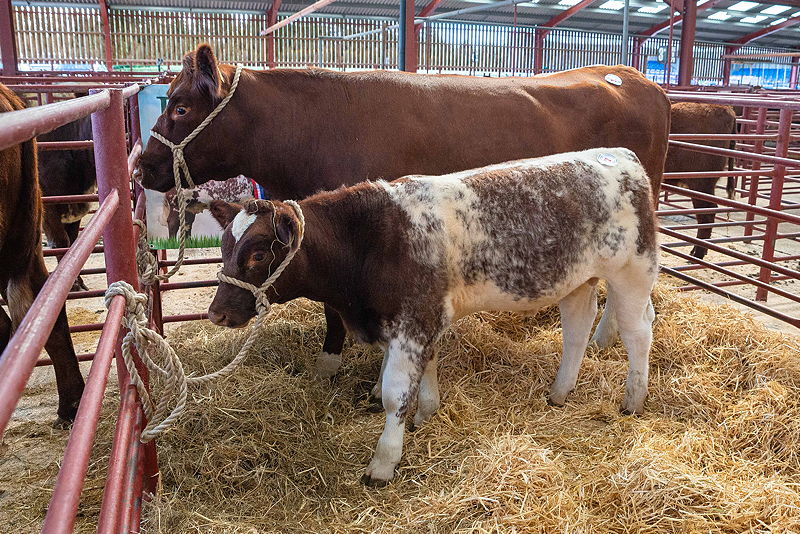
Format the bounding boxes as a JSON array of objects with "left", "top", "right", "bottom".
[
  {"left": 546, "top": 396, "right": 565, "bottom": 408},
  {"left": 689, "top": 246, "right": 708, "bottom": 260},
  {"left": 620, "top": 405, "right": 644, "bottom": 416},
  {"left": 360, "top": 473, "right": 391, "bottom": 488},
  {"left": 51, "top": 417, "right": 73, "bottom": 430}
]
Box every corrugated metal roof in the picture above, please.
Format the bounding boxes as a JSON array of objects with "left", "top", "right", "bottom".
[{"left": 14, "top": 0, "right": 800, "bottom": 49}]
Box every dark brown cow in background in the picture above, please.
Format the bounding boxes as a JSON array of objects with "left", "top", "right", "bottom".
[
  {"left": 37, "top": 113, "right": 96, "bottom": 291},
  {"left": 664, "top": 102, "right": 737, "bottom": 259},
  {"left": 0, "top": 83, "right": 84, "bottom": 425},
  {"left": 137, "top": 43, "right": 671, "bottom": 375}
]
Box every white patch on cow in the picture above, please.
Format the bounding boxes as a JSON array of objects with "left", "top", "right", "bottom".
[
  {"left": 231, "top": 210, "right": 257, "bottom": 242},
  {"left": 313, "top": 351, "right": 342, "bottom": 379}
]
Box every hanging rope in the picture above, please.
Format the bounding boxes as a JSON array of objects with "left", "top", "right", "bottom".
[{"left": 105, "top": 200, "right": 305, "bottom": 443}]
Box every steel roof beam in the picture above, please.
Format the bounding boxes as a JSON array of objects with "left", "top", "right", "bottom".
[
  {"left": 638, "top": 0, "right": 723, "bottom": 39},
  {"left": 260, "top": 0, "right": 338, "bottom": 35},
  {"left": 729, "top": 14, "right": 800, "bottom": 47}
]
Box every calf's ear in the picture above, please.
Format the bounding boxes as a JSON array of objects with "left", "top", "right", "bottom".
[
  {"left": 210, "top": 200, "right": 241, "bottom": 229},
  {"left": 275, "top": 209, "right": 299, "bottom": 248}
]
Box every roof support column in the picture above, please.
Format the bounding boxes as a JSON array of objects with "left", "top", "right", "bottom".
[
  {"left": 533, "top": 28, "right": 544, "bottom": 74},
  {"left": 0, "top": 0, "right": 18, "bottom": 75},
  {"left": 790, "top": 56, "right": 799, "bottom": 89},
  {"left": 678, "top": 0, "right": 697, "bottom": 86},
  {"left": 631, "top": 36, "right": 642, "bottom": 71},
  {"left": 399, "top": 0, "right": 417, "bottom": 72},
  {"left": 722, "top": 44, "right": 734, "bottom": 85},
  {"left": 266, "top": 0, "right": 281, "bottom": 68},
  {"left": 99, "top": 0, "right": 114, "bottom": 71}
]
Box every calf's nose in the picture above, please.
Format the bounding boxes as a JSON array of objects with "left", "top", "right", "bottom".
[{"left": 207, "top": 309, "right": 228, "bottom": 326}]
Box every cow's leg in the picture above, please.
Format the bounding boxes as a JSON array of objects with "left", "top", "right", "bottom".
[
  {"left": 690, "top": 192, "right": 716, "bottom": 260},
  {"left": 314, "top": 305, "right": 346, "bottom": 379},
  {"left": 167, "top": 209, "right": 180, "bottom": 239},
  {"left": 0, "top": 304, "right": 11, "bottom": 350},
  {"left": 65, "top": 221, "right": 88, "bottom": 291},
  {"left": 590, "top": 287, "right": 618, "bottom": 349},
  {"left": 608, "top": 267, "right": 656, "bottom": 415},
  {"left": 412, "top": 351, "right": 439, "bottom": 429},
  {"left": 549, "top": 282, "right": 598, "bottom": 407},
  {"left": 362, "top": 336, "right": 429, "bottom": 486},
  {"left": 11, "top": 259, "right": 84, "bottom": 425}
]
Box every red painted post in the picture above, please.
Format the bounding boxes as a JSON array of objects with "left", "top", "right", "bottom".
[
  {"left": 402, "top": 0, "right": 417, "bottom": 72},
  {"left": 755, "top": 107, "right": 792, "bottom": 302},
  {"left": 744, "top": 107, "right": 766, "bottom": 237},
  {"left": 266, "top": 0, "right": 281, "bottom": 68},
  {"left": 0, "top": 0, "right": 18, "bottom": 75},
  {"left": 790, "top": 57, "right": 799, "bottom": 90},
  {"left": 722, "top": 45, "right": 734, "bottom": 85},
  {"left": 91, "top": 87, "right": 158, "bottom": 531},
  {"left": 98, "top": 0, "right": 114, "bottom": 71},
  {"left": 533, "top": 28, "right": 544, "bottom": 74},
  {"left": 631, "top": 36, "right": 642, "bottom": 71},
  {"left": 677, "top": 0, "right": 697, "bottom": 86}
]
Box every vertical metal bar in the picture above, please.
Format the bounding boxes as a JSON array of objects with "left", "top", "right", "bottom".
[
  {"left": 398, "top": 0, "right": 406, "bottom": 71},
  {"left": 621, "top": 0, "right": 630, "bottom": 65},
  {"left": 744, "top": 107, "right": 767, "bottom": 237},
  {"left": 755, "top": 108, "right": 792, "bottom": 301},
  {"left": 0, "top": 0, "right": 18, "bottom": 75},
  {"left": 98, "top": 0, "right": 113, "bottom": 71},
  {"left": 92, "top": 87, "right": 156, "bottom": 532},
  {"left": 678, "top": 0, "right": 697, "bottom": 86},
  {"left": 790, "top": 56, "right": 799, "bottom": 90}
]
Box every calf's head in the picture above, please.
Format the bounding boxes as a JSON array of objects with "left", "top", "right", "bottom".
[
  {"left": 207, "top": 199, "right": 303, "bottom": 328},
  {"left": 137, "top": 43, "right": 243, "bottom": 192}
]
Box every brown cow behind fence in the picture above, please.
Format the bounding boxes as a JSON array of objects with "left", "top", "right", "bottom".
[{"left": 0, "top": 83, "right": 84, "bottom": 426}]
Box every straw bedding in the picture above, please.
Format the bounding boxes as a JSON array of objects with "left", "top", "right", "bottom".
[{"left": 1, "top": 281, "right": 799, "bottom": 533}]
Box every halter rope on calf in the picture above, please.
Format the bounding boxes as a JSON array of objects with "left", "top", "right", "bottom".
[{"left": 105, "top": 200, "right": 304, "bottom": 442}]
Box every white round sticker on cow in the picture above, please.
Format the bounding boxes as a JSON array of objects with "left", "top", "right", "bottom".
[
  {"left": 605, "top": 73, "right": 623, "bottom": 86},
  {"left": 597, "top": 153, "right": 618, "bottom": 166}
]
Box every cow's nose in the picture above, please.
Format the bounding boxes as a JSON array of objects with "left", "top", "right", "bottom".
[{"left": 207, "top": 309, "right": 227, "bottom": 326}]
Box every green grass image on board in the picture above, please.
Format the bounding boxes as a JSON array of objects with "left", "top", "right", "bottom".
[{"left": 150, "top": 235, "right": 221, "bottom": 250}]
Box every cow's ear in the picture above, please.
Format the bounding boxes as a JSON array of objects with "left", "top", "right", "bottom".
[
  {"left": 275, "top": 209, "right": 299, "bottom": 247},
  {"left": 192, "top": 43, "right": 221, "bottom": 98},
  {"left": 210, "top": 200, "right": 240, "bottom": 229}
]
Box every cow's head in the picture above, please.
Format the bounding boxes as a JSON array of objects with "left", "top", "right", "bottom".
[
  {"left": 207, "top": 199, "right": 303, "bottom": 328},
  {"left": 138, "top": 43, "right": 244, "bottom": 192}
]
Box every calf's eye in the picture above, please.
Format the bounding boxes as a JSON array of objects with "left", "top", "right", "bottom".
[
  {"left": 252, "top": 252, "right": 267, "bottom": 263},
  {"left": 176, "top": 106, "right": 188, "bottom": 116}
]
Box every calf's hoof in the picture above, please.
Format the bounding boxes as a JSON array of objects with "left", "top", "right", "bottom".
[
  {"left": 361, "top": 459, "right": 395, "bottom": 487},
  {"left": 546, "top": 396, "right": 565, "bottom": 408},
  {"left": 52, "top": 417, "right": 73, "bottom": 430},
  {"left": 620, "top": 403, "right": 645, "bottom": 416},
  {"left": 360, "top": 473, "right": 391, "bottom": 488},
  {"left": 313, "top": 352, "right": 342, "bottom": 379}
]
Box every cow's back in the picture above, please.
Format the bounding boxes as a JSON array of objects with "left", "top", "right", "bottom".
[
  {"left": 0, "top": 84, "right": 42, "bottom": 273},
  {"left": 263, "top": 65, "right": 670, "bottom": 203}
]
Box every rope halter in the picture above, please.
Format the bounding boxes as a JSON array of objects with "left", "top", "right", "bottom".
[
  {"left": 148, "top": 63, "right": 243, "bottom": 190},
  {"left": 217, "top": 199, "right": 306, "bottom": 316}
]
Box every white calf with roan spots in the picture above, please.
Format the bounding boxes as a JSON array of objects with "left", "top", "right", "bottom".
[{"left": 207, "top": 147, "right": 660, "bottom": 486}]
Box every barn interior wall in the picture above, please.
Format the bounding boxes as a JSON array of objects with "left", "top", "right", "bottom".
[{"left": 11, "top": 4, "right": 798, "bottom": 87}]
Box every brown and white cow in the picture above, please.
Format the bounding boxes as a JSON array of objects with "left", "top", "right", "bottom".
[
  {"left": 207, "top": 147, "right": 659, "bottom": 485},
  {"left": 0, "top": 84, "right": 84, "bottom": 425},
  {"left": 665, "top": 102, "right": 737, "bottom": 259},
  {"left": 137, "top": 44, "right": 671, "bottom": 377}
]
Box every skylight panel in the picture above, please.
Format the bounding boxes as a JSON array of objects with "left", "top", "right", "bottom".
[
  {"left": 769, "top": 16, "right": 788, "bottom": 24},
  {"left": 638, "top": 4, "right": 669, "bottom": 13},
  {"left": 760, "top": 5, "right": 791, "bottom": 15},
  {"left": 708, "top": 11, "right": 733, "bottom": 20},
  {"left": 740, "top": 14, "right": 767, "bottom": 22},
  {"left": 598, "top": 0, "right": 626, "bottom": 10},
  {"left": 728, "top": 1, "right": 759, "bottom": 11},
  {"left": 558, "top": 0, "right": 582, "bottom": 5}
]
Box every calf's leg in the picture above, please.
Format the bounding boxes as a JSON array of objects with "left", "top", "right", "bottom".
[
  {"left": 412, "top": 352, "right": 439, "bottom": 429},
  {"left": 549, "top": 283, "right": 597, "bottom": 406},
  {"left": 314, "top": 305, "right": 346, "bottom": 378},
  {"left": 362, "top": 336, "right": 429, "bottom": 486},
  {"left": 690, "top": 194, "right": 717, "bottom": 259},
  {"left": 608, "top": 267, "right": 656, "bottom": 415},
  {"left": 590, "top": 288, "right": 618, "bottom": 349}
]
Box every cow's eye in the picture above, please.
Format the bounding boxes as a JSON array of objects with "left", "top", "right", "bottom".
[
  {"left": 252, "top": 252, "right": 267, "bottom": 263},
  {"left": 175, "top": 106, "right": 187, "bottom": 116}
]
